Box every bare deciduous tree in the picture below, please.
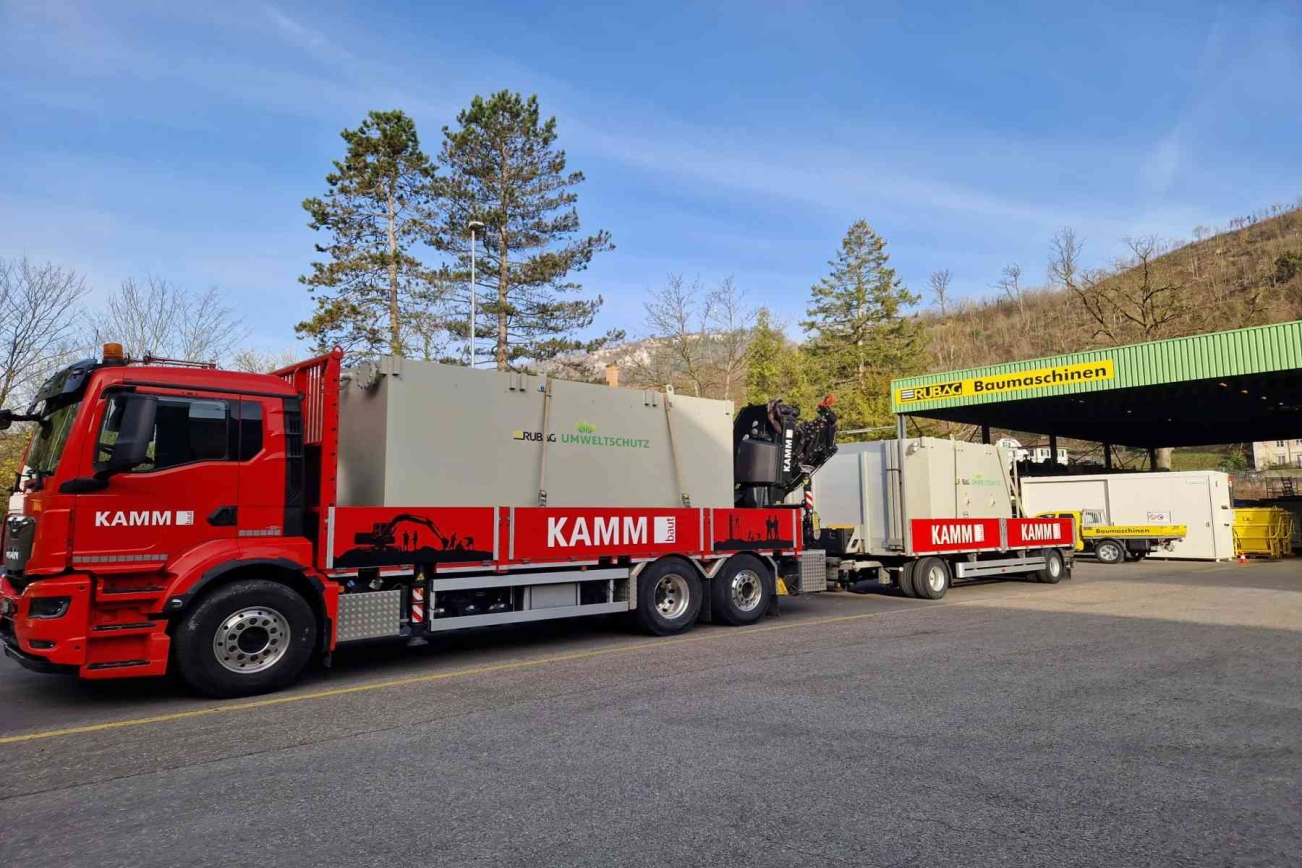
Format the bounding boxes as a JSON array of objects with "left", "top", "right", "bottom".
[
  {"left": 928, "top": 269, "right": 952, "bottom": 316},
  {"left": 92, "top": 276, "right": 246, "bottom": 364},
  {"left": 1050, "top": 231, "right": 1185, "bottom": 343},
  {"left": 707, "top": 276, "right": 754, "bottom": 402},
  {"left": 628, "top": 274, "right": 755, "bottom": 400},
  {"left": 0, "top": 256, "right": 90, "bottom": 409},
  {"left": 230, "top": 348, "right": 302, "bottom": 374},
  {"left": 995, "top": 262, "right": 1025, "bottom": 322}
]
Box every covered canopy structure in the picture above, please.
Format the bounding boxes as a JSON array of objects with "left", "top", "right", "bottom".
[{"left": 889, "top": 320, "right": 1302, "bottom": 455}]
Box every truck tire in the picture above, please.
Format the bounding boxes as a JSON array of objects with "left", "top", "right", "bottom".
[
  {"left": 913, "top": 557, "right": 950, "bottom": 600},
  {"left": 174, "top": 579, "right": 317, "bottom": 698},
  {"left": 635, "top": 557, "right": 703, "bottom": 636},
  {"left": 1035, "top": 548, "right": 1065, "bottom": 584},
  {"left": 1094, "top": 539, "right": 1125, "bottom": 565},
  {"left": 897, "top": 562, "right": 918, "bottom": 597},
  {"left": 711, "top": 554, "right": 772, "bottom": 626}
]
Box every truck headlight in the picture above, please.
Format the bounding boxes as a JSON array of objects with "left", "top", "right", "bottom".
[{"left": 28, "top": 596, "right": 71, "bottom": 619}]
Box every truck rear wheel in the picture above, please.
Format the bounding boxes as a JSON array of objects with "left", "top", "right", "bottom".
[
  {"left": 635, "top": 558, "right": 702, "bottom": 636},
  {"left": 174, "top": 580, "right": 317, "bottom": 698},
  {"left": 1035, "top": 548, "right": 1065, "bottom": 583},
  {"left": 1095, "top": 539, "right": 1125, "bottom": 565},
  {"left": 913, "top": 557, "right": 950, "bottom": 600},
  {"left": 897, "top": 562, "right": 918, "bottom": 598},
  {"left": 711, "top": 554, "right": 772, "bottom": 626}
]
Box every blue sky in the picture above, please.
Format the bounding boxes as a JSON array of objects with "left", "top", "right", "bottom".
[{"left": 2, "top": 0, "right": 1299, "bottom": 355}]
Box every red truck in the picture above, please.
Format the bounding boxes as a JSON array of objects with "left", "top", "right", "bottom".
[
  {"left": 1, "top": 346, "right": 1071, "bottom": 698},
  {"left": 0, "top": 347, "right": 837, "bottom": 696}
]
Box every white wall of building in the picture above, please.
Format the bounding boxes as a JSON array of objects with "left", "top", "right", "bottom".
[{"left": 1253, "top": 439, "right": 1302, "bottom": 469}]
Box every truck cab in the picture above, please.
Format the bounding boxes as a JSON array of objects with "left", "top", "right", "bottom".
[{"left": 1, "top": 346, "right": 312, "bottom": 683}]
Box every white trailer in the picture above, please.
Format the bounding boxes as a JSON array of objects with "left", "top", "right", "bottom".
[{"left": 1020, "top": 471, "right": 1235, "bottom": 561}]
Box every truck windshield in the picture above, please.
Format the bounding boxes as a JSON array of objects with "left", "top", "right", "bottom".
[{"left": 24, "top": 401, "right": 82, "bottom": 477}]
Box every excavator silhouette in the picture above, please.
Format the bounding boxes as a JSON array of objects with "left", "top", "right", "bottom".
[
  {"left": 336, "top": 513, "right": 491, "bottom": 568},
  {"left": 353, "top": 513, "right": 472, "bottom": 553}
]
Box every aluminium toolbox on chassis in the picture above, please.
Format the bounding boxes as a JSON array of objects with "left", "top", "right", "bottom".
[{"left": 808, "top": 437, "right": 1074, "bottom": 595}]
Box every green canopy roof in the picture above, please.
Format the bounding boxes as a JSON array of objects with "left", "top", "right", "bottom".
[{"left": 890, "top": 320, "right": 1302, "bottom": 447}]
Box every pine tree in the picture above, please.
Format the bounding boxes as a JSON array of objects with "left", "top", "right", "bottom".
[
  {"left": 744, "top": 308, "right": 818, "bottom": 411},
  {"left": 744, "top": 308, "right": 789, "bottom": 405},
  {"left": 298, "top": 110, "right": 444, "bottom": 358},
  {"left": 803, "top": 221, "right": 919, "bottom": 431},
  {"left": 436, "top": 91, "right": 618, "bottom": 370}
]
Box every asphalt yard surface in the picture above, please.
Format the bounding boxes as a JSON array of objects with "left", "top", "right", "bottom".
[{"left": 2, "top": 558, "right": 1300, "bottom": 867}]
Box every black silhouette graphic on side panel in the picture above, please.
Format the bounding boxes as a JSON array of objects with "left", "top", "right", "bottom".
[
  {"left": 335, "top": 513, "right": 492, "bottom": 568},
  {"left": 714, "top": 512, "right": 794, "bottom": 552}
]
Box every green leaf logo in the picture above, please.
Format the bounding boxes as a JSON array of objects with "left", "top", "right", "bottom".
[{"left": 575, "top": 420, "right": 597, "bottom": 434}]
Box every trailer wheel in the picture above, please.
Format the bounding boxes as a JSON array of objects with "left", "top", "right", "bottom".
[
  {"left": 1035, "top": 548, "right": 1065, "bottom": 584},
  {"left": 897, "top": 562, "right": 918, "bottom": 597},
  {"left": 913, "top": 557, "right": 950, "bottom": 600},
  {"left": 174, "top": 580, "right": 317, "bottom": 698},
  {"left": 712, "top": 554, "right": 772, "bottom": 626},
  {"left": 1094, "top": 539, "right": 1125, "bottom": 565},
  {"left": 635, "top": 558, "right": 703, "bottom": 636}
]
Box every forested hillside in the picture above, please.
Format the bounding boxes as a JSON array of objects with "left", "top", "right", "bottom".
[{"left": 922, "top": 202, "right": 1302, "bottom": 373}]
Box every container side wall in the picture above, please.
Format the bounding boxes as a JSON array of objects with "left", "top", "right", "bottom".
[{"left": 336, "top": 375, "right": 389, "bottom": 507}]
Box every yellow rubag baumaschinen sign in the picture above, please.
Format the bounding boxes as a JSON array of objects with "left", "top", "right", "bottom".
[{"left": 895, "top": 359, "right": 1116, "bottom": 405}]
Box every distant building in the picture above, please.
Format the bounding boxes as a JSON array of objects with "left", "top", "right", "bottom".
[
  {"left": 1028, "top": 446, "right": 1070, "bottom": 466},
  {"left": 1253, "top": 439, "right": 1302, "bottom": 469},
  {"left": 995, "top": 437, "right": 1029, "bottom": 464}
]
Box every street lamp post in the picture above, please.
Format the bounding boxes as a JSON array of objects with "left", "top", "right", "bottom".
[{"left": 468, "top": 221, "right": 484, "bottom": 367}]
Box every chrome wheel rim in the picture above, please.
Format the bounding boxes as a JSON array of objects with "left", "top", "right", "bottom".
[
  {"left": 1100, "top": 544, "right": 1120, "bottom": 562},
  {"left": 1048, "top": 556, "right": 1062, "bottom": 576},
  {"left": 926, "top": 565, "right": 946, "bottom": 592},
  {"left": 655, "top": 574, "right": 690, "bottom": 620},
  {"left": 730, "top": 569, "right": 763, "bottom": 612},
  {"left": 213, "top": 606, "right": 290, "bottom": 674}
]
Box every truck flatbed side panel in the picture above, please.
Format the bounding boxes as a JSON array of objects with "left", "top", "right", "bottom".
[
  {"left": 711, "top": 507, "right": 799, "bottom": 553},
  {"left": 329, "top": 507, "right": 497, "bottom": 569},
  {"left": 511, "top": 506, "right": 704, "bottom": 561},
  {"left": 910, "top": 518, "right": 1003, "bottom": 554},
  {"left": 1082, "top": 524, "right": 1188, "bottom": 539},
  {"left": 327, "top": 505, "right": 800, "bottom": 570},
  {"left": 1007, "top": 517, "right": 1075, "bottom": 548}
]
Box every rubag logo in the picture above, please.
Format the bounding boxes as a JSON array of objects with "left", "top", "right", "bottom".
[
  {"left": 95, "top": 510, "right": 195, "bottom": 528},
  {"left": 898, "top": 381, "right": 963, "bottom": 403},
  {"left": 547, "top": 515, "right": 677, "bottom": 547}
]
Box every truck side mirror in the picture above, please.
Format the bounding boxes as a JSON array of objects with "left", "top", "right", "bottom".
[
  {"left": 0, "top": 409, "right": 12, "bottom": 431},
  {"left": 96, "top": 395, "right": 157, "bottom": 476}
]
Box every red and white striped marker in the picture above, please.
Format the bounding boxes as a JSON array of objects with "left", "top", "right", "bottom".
[
  {"left": 410, "top": 586, "right": 426, "bottom": 624},
  {"left": 804, "top": 490, "right": 814, "bottom": 510}
]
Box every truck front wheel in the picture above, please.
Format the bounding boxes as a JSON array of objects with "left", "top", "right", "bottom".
[
  {"left": 174, "top": 580, "right": 318, "bottom": 698},
  {"left": 635, "top": 558, "right": 703, "bottom": 636},
  {"left": 711, "top": 554, "right": 772, "bottom": 626},
  {"left": 1094, "top": 540, "right": 1125, "bottom": 565}
]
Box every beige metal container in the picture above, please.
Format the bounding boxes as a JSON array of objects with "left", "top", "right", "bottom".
[
  {"left": 811, "top": 437, "right": 1014, "bottom": 555},
  {"left": 336, "top": 357, "right": 735, "bottom": 508}
]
